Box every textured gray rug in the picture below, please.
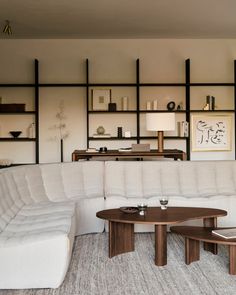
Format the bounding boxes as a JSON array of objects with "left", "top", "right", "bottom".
[{"left": 1, "top": 233, "right": 236, "bottom": 295}]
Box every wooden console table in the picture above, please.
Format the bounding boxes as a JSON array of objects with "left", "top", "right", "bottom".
[{"left": 72, "top": 149, "right": 186, "bottom": 161}]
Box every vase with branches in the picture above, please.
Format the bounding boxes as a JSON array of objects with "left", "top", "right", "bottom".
[{"left": 49, "top": 100, "right": 69, "bottom": 162}]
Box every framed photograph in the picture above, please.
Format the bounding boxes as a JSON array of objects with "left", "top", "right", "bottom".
[
  {"left": 92, "top": 89, "right": 111, "bottom": 110},
  {"left": 191, "top": 115, "right": 232, "bottom": 151}
]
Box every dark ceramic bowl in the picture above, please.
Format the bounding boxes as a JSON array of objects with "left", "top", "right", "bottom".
[{"left": 9, "top": 131, "right": 22, "bottom": 138}]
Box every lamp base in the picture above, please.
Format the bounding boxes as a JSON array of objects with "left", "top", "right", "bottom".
[{"left": 157, "top": 131, "right": 164, "bottom": 152}]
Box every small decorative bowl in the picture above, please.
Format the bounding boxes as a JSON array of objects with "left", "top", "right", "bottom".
[
  {"left": 119, "top": 207, "right": 138, "bottom": 214},
  {"left": 9, "top": 131, "right": 22, "bottom": 138}
]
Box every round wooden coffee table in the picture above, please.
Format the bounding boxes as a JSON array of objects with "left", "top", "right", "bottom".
[{"left": 96, "top": 207, "right": 227, "bottom": 266}]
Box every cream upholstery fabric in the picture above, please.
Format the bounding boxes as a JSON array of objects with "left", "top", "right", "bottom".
[{"left": 0, "top": 161, "right": 105, "bottom": 289}]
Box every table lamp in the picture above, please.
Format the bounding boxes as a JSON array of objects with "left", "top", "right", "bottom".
[{"left": 146, "top": 113, "right": 176, "bottom": 152}]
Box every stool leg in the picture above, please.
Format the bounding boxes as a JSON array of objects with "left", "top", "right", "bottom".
[
  {"left": 229, "top": 245, "right": 236, "bottom": 275},
  {"left": 185, "top": 238, "right": 200, "bottom": 265}
]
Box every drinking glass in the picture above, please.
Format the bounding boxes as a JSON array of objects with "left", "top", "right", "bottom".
[
  {"left": 137, "top": 203, "right": 148, "bottom": 215},
  {"left": 159, "top": 197, "right": 169, "bottom": 210}
]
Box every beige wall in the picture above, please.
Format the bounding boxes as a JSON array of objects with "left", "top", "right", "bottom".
[{"left": 0, "top": 39, "right": 235, "bottom": 163}]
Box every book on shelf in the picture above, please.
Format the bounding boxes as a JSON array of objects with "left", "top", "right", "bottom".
[
  {"left": 118, "top": 147, "right": 132, "bottom": 152},
  {"left": 212, "top": 228, "right": 236, "bottom": 239},
  {"left": 92, "top": 134, "right": 111, "bottom": 138},
  {"left": 86, "top": 148, "right": 98, "bottom": 153}
]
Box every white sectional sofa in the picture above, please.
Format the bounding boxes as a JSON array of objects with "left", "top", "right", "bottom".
[
  {"left": 0, "top": 162, "right": 105, "bottom": 289},
  {"left": 0, "top": 160, "right": 236, "bottom": 289}
]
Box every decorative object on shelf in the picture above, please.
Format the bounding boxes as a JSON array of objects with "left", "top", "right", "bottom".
[
  {"left": 92, "top": 89, "right": 111, "bottom": 111},
  {"left": 27, "top": 123, "right": 35, "bottom": 138},
  {"left": 206, "top": 95, "right": 215, "bottom": 110},
  {"left": 137, "top": 203, "right": 148, "bottom": 216},
  {"left": 49, "top": 100, "right": 69, "bottom": 162},
  {"left": 131, "top": 144, "right": 150, "bottom": 152},
  {"left": 167, "top": 101, "right": 176, "bottom": 111},
  {"left": 96, "top": 126, "right": 105, "bottom": 135},
  {"left": 0, "top": 159, "right": 12, "bottom": 166},
  {"left": 146, "top": 101, "right": 151, "bottom": 110},
  {"left": 3, "top": 20, "right": 12, "bottom": 35},
  {"left": 117, "top": 127, "right": 122, "bottom": 138},
  {"left": 177, "top": 102, "right": 183, "bottom": 110},
  {"left": 203, "top": 103, "right": 210, "bottom": 111},
  {"left": 178, "top": 121, "right": 189, "bottom": 137},
  {"left": 153, "top": 100, "right": 158, "bottom": 110},
  {"left": 124, "top": 131, "right": 131, "bottom": 138},
  {"left": 108, "top": 102, "right": 116, "bottom": 111},
  {"left": 0, "top": 103, "right": 25, "bottom": 112},
  {"left": 0, "top": 97, "right": 2, "bottom": 104},
  {"left": 121, "top": 96, "right": 128, "bottom": 111},
  {"left": 146, "top": 113, "right": 176, "bottom": 152},
  {"left": 99, "top": 146, "right": 107, "bottom": 153},
  {"left": 9, "top": 131, "right": 22, "bottom": 138},
  {"left": 191, "top": 115, "right": 232, "bottom": 151}
]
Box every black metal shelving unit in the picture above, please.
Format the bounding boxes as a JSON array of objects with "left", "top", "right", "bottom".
[
  {"left": 0, "top": 59, "right": 39, "bottom": 164},
  {"left": 1, "top": 58, "right": 236, "bottom": 163}
]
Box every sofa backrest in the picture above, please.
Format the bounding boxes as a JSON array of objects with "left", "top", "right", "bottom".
[
  {"left": 39, "top": 161, "right": 104, "bottom": 201},
  {"left": 105, "top": 161, "right": 236, "bottom": 198},
  {"left": 0, "top": 171, "right": 25, "bottom": 231}
]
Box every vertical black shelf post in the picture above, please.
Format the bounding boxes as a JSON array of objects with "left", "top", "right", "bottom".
[
  {"left": 185, "top": 59, "right": 190, "bottom": 160},
  {"left": 234, "top": 60, "right": 236, "bottom": 159},
  {"left": 86, "top": 59, "right": 89, "bottom": 149},
  {"left": 136, "top": 59, "right": 140, "bottom": 144},
  {"left": 34, "top": 59, "right": 39, "bottom": 164}
]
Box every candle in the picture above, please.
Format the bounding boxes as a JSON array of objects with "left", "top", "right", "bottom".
[{"left": 122, "top": 96, "right": 128, "bottom": 111}]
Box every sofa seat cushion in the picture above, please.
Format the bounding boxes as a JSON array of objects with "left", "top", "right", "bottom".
[{"left": 0, "top": 201, "right": 75, "bottom": 247}]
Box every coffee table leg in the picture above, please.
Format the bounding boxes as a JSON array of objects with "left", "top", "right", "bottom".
[
  {"left": 155, "top": 224, "right": 167, "bottom": 266},
  {"left": 185, "top": 237, "right": 200, "bottom": 265},
  {"left": 109, "top": 221, "right": 134, "bottom": 258},
  {"left": 203, "top": 217, "right": 218, "bottom": 255},
  {"left": 229, "top": 245, "right": 236, "bottom": 275}
]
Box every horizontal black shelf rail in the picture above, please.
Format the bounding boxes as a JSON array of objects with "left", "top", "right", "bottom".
[
  {"left": 189, "top": 83, "right": 235, "bottom": 87},
  {"left": 190, "top": 109, "right": 234, "bottom": 113},
  {"left": 0, "top": 84, "right": 35, "bottom": 87},
  {"left": 89, "top": 136, "right": 137, "bottom": 141},
  {"left": 0, "top": 138, "right": 36, "bottom": 141},
  {"left": 39, "top": 83, "right": 87, "bottom": 87},
  {"left": 88, "top": 83, "right": 137, "bottom": 87},
  {"left": 88, "top": 110, "right": 137, "bottom": 114},
  {"left": 139, "top": 110, "right": 186, "bottom": 113},
  {"left": 140, "top": 83, "right": 186, "bottom": 87},
  {"left": 0, "top": 111, "right": 36, "bottom": 115},
  {"left": 140, "top": 136, "right": 188, "bottom": 140}
]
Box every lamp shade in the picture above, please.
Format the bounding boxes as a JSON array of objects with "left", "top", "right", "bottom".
[{"left": 146, "top": 113, "right": 176, "bottom": 131}]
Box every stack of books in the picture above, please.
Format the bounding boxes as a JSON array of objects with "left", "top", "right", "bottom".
[
  {"left": 93, "top": 134, "right": 111, "bottom": 138},
  {"left": 212, "top": 228, "right": 236, "bottom": 239}
]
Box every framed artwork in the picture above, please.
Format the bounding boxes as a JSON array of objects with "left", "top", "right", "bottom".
[
  {"left": 92, "top": 89, "right": 111, "bottom": 110},
  {"left": 191, "top": 115, "right": 232, "bottom": 151}
]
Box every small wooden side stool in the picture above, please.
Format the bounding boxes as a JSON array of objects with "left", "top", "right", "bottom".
[{"left": 170, "top": 226, "right": 236, "bottom": 275}]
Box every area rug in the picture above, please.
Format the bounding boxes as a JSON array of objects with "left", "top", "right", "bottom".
[{"left": 1, "top": 233, "right": 236, "bottom": 295}]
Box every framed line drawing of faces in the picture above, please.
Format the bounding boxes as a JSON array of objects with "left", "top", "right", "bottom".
[{"left": 191, "top": 115, "right": 232, "bottom": 151}]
